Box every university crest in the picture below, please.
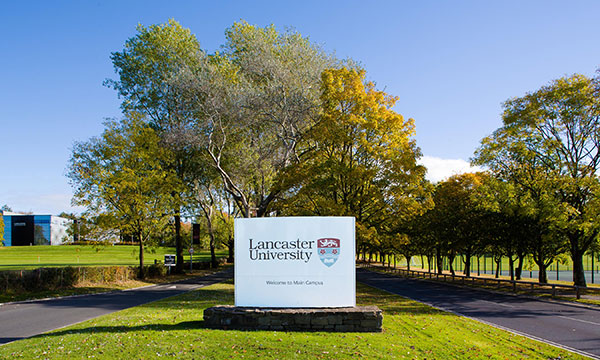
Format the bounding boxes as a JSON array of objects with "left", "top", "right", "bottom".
[{"left": 317, "top": 238, "right": 340, "bottom": 267}]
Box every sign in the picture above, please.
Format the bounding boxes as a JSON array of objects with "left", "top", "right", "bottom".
[
  {"left": 164, "top": 254, "right": 176, "bottom": 266},
  {"left": 235, "top": 217, "right": 355, "bottom": 308}
]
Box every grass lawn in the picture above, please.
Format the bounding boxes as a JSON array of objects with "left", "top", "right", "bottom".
[
  {"left": 0, "top": 281, "right": 587, "bottom": 359},
  {"left": 0, "top": 245, "right": 227, "bottom": 270}
]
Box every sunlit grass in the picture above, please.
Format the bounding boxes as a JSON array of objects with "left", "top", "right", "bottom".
[
  {"left": 0, "top": 245, "right": 226, "bottom": 270},
  {"left": 0, "top": 281, "right": 587, "bottom": 359}
]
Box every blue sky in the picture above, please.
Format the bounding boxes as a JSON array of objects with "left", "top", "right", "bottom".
[{"left": 1, "top": 1, "right": 599, "bottom": 215}]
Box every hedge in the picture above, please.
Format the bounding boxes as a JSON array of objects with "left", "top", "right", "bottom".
[{"left": 0, "top": 264, "right": 165, "bottom": 293}]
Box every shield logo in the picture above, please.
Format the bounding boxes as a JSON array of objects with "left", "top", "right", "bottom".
[{"left": 317, "top": 238, "right": 340, "bottom": 267}]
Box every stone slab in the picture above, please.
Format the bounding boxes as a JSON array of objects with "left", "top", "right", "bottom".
[{"left": 203, "top": 305, "right": 382, "bottom": 332}]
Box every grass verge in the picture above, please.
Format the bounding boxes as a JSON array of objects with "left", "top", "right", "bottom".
[
  {"left": 0, "top": 267, "right": 230, "bottom": 304},
  {"left": 0, "top": 281, "right": 587, "bottom": 359}
]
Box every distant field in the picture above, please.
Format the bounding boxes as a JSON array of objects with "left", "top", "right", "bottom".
[{"left": 0, "top": 245, "right": 226, "bottom": 270}]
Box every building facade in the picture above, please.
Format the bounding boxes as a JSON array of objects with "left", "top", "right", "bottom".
[{"left": 1, "top": 212, "right": 71, "bottom": 246}]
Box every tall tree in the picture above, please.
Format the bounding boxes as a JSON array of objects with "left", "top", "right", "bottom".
[
  {"left": 0, "top": 213, "right": 4, "bottom": 246},
  {"left": 68, "top": 114, "right": 177, "bottom": 278},
  {"left": 428, "top": 173, "right": 488, "bottom": 276},
  {"left": 174, "top": 21, "right": 336, "bottom": 218},
  {"left": 106, "top": 19, "right": 201, "bottom": 273},
  {"left": 280, "top": 67, "right": 431, "bottom": 256},
  {"left": 475, "top": 73, "right": 600, "bottom": 286}
]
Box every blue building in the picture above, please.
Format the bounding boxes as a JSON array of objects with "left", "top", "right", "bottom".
[{"left": 2, "top": 212, "right": 71, "bottom": 246}]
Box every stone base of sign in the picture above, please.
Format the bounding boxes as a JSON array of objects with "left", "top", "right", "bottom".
[{"left": 203, "top": 305, "right": 382, "bottom": 332}]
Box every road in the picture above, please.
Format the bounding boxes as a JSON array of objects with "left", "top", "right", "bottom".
[
  {"left": 357, "top": 268, "right": 600, "bottom": 359},
  {"left": 0, "top": 268, "right": 233, "bottom": 345}
]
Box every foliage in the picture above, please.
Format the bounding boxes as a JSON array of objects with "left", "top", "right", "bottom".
[
  {"left": 0, "top": 214, "right": 3, "bottom": 246},
  {"left": 173, "top": 21, "right": 336, "bottom": 218},
  {"left": 474, "top": 72, "right": 600, "bottom": 286},
  {"left": 106, "top": 18, "right": 203, "bottom": 273},
  {"left": 427, "top": 173, "right": 488, "bottom": 276},
  {"left": 280, "top": 67, "right": 431, "bottom": 259},
  {"left": 68, "top": 114, "right": 178, "bottom": 277}
]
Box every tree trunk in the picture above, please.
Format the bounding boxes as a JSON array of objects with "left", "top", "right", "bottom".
[
  {"left": 436, "top": 248, "right": 443, "bottom": 274},
  {"left": 174, "top": 213, "right": 183, "bottom": 274},
  {"left": 206, "top": 216, "right": 218, "bottom": 269},
  {"left": 508, "top": 256, "right": 515, "bottom": 281},
  {"left": 495, "top": 258, "right": 500, "bottom": 278},
  {"left": 533, "top": 253, "right": 549, "bottom": 283},
  {"left": 448, "top": 254, "right": 455, "bottom": 276},
  {"left": 571, "top": 249, "right": 587, "bottom": 287},
  {"left": 405, "top": 255, "right": 411, "bottom": 271},
  {"left": 463, "top": 251, "right": 471, "bottom": 277},
  {"left": 227, "top": 235, "right": 234, "bottom": 263},
  {"left": 515, "top": 255, "right": 525, "bottom": 280},
  {"left": 539, "top": 266, "right": 548, "bottom": 283},
  {"left": 138, "top": 232, "right": 145, "bottom": 279}
]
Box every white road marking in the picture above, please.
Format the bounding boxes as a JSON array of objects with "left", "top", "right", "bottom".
[
  {"left": 168, "top": 285, "right": 177, "bottom": 289},
  {"left": 558, "top": 315, "right": 600, "bottom": 326},
  {"left": 479, "top": 299, "right": 514, "bottom": 308}
]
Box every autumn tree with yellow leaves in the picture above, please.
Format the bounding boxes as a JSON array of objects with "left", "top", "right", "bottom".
[{"left": 279, "top": 68, "right": 432, "bottom": 259}]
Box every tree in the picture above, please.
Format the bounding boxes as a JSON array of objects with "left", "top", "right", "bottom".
[
  {"left": 474, "top": 73, "right": 600, "bottom": 286},
  {"left": 174, "top": 21, "right": 336, "bottom": 218},
  {"left": 0, "top": 213, "right": 4, "bottom": 246},
  {"left": 68, "top": 114, "right": 178, "bottom": 278},
  {"left": 280, "top": 67, "right": 431, "bottom": 258},
  {"left": 106, "top": 19, "right": 201, "bottom": 273},
  {"left": 427, "top": 173, "right": 487, "bottom": 276}
]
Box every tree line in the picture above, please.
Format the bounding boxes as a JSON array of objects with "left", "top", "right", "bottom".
[{"left": 67, "top": 19, "right": 599, "bottom": 285}]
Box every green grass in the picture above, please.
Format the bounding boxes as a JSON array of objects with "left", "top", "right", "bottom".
[
  {"left": 0, "top": 245, "right": 227, "bottom": 270},
  {"left": 0, "top": 281, "right": 587, "bottom": 359}
]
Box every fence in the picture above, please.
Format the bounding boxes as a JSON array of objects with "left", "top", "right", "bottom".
[
  {"left": 371, "top": 253, "right": 599, "bottom": 284},
  {"left": 363, "top": 263, "right": 600, "bottom": 300}
]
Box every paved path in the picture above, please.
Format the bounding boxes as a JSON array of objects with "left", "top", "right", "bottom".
[
  {"left": 0, "top": 269, "right": 233, "bottom": 345},
  {"left": 357, "top": 268, "right": 600, "bottom": 359}
]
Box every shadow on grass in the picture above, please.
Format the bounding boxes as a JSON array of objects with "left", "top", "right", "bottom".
[{"left": 29, "top": 321, "right": 210, "bottom": 341}]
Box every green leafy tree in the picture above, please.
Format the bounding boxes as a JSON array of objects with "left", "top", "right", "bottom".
[
  {"left": 427, "top": 173, "right": 488, "bottom": 276},
  {"left": 0, "top": 213, "right": 4, "bottom": 246},
  {"left": 474, "top": 73, "right": 600, "bottom": 286},
  {"left": 68, "top": 114, "right": 178, "bottom": 278},
  {"left": 106, "top": 19, "right": 201, "bottom": 273},
  {"left": 174, "top": 21, "right": 336, "bottom": 218}
]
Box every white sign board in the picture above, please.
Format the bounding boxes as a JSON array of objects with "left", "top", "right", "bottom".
[{"left": 235, "top": 217, "right": 355, "bottom": 308}]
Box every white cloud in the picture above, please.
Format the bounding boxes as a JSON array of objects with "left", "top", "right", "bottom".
[{"left": 418, "top": 155, "right": 484, "bottom": 183}]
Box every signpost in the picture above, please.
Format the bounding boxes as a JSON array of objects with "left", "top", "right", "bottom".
[
  {"left": 234, "top": 216, "right": 355, "bottom": 308},
  {"left": 164, "top": 254, "right": 176, "bottom": 275}
]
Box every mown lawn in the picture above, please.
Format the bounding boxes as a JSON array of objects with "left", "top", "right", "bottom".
[
  {"left": 0, "top": 245, "right": 227, "bottom": 270},
  {"left": 0, "top": 281, "right": 586, "bottom": 359}
]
